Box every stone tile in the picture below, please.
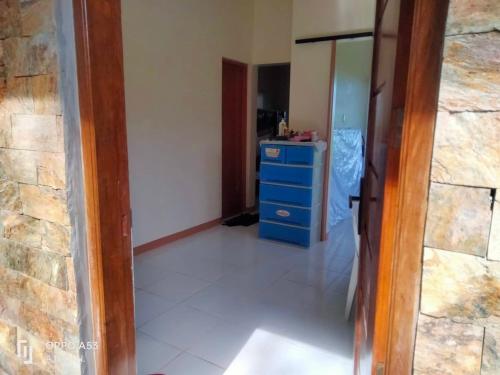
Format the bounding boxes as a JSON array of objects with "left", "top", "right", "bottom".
[
  {"left": 0, "top": 149, "right": 37, "bottom": 185},
  {"left": 0, "top": 212, "right": 42, "bottom": 248},
  {"left": 55, "top": 114, "right": 64, "bottom": 150},
  {"left": 32, "top": 73, "right": 61, "bottom": 115},
  {"left": 20, "top": 184, "right": 69, "bottom": 225},
  {"left": 431, "top": 111, "right": 500, "bottom": 188},
  {"left": 4, "top": 77, "right": 34, "bottom": 114},
  {"left": 0, "top": 179, "right": 22, "bottom": 213},
  {"left": 0, "top": 113, "right": 12, "bottom": 148},
  {"left": 2, "top": 75, "right": 60, "bottom": 115},
  {"left": 413, "top": 314, "right": 483, "bottom": 375},
  {"left": 446, "top": 0, "right": 500, "bottom": 35},
  {"left": 20, "top": 0, "right": 55, "bottom": 36},
  {"left": 0, "top": 0, "right": 21, "bottom": 39},
  {"left": 0, "top": 239, "right": 68, "bottom": 290},
  {"left": 2, "top": 33, "right": 57, "bottom": 78},
  {"left": 54, "top": 346, "right": 80, "bottom": 375},
  {"left": 421, "top": 248, "right": 500, "bottom": 326},
  {"left": 65, "top": 257, "right": 76, "bottom": 293},
  {"left": 0, "top": 291, "right": 21, "bottom": 326},
  {"left": 0, "top": 266, "right": 76, "bottom": 324},
  {"left": 42, "top": 221, "right": 70, "bottom": 255},
  {"left": 489, "top": 196, "right": 500, "bottom": 261},
  {"left": 2, "top": 37, "right": 29, "bottom": 76},
  {"left": 482, "top": 327, "right": 500, "bottom": 375},
  {"left": 16, "top": 327, "right": 55, "bottom": 372},
  {"left": 16, "top": 302, "right": 67, "bottom": 343},
  {"left": 37, "top": 151, "right": 65, "bottom": 189},
  {"left": 424, "top": 183, "right": 492, "bottom": 256},
  {"left": 0, "top": 350, "right": 23, "bottom": 375},
  {"left": 0, "top": 320, "right": 17, "bottom": 354},
  {"left": 11, "top": 114, "right": 62, "bottom": 152},
  {"left": 0, "top": 149, "right": 65, "bottom": 188},
  {"left": 439, "top": 33, "right": 500, "bottom": 112}
]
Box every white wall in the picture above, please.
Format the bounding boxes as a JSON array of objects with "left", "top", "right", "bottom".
[
  {"left": 122, "top": 0, "right": 254, "bottom": 246},
  {"left": 289, "top": 0, "right": 376, "bottom": 137}
]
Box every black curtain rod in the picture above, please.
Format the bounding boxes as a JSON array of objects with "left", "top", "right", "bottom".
[{"left": 295, "top": 31, "right": 373, "bottom": 44}]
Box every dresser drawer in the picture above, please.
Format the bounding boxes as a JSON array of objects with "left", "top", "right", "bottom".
[
  {"left": 286, "top": 146, "right": 314, "bottom": 165},
  {"left": 260, "top": 163, "right": 313, "bottom": 186},
  {"left": 260, "top": 183, "right": 312, "bottom": 207},
  {"left": 261, "top": 144, "right": 285, "bottom": 163},
  {"left": 259, "top": 221, "right": 310, "bottom": 247},
  {"left": 260, "top": 202, "right": 311, "bottom": 227}
]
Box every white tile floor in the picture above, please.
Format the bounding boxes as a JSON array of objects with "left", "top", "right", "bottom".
[{"left": 134, "top": 219, "right": 355, "bottom": 375}]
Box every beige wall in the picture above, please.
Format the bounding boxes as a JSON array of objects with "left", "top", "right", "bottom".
[
  {"left": 252, "top": 0, "right": 293, "bottom": 65},
  {"left": 246, "top": 0, "right": 293, "bottom": 207},
  {"left": 122, "top": 0, "right": 254, "bottom": 245},
  {"left": 289, "top": 0, "right": 375, "bottom": 137}
]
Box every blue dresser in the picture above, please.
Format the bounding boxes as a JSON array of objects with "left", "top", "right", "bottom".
[{"left": 259, "top": 141, "right": 326, "bottom": 247}]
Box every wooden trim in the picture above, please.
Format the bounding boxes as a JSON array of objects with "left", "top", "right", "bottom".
[
  {"left": 222, "top": 57, "right": 248, "bottom": 217},
  {"left": 384, "top": 0, "right": 449, "bottom": 373},
  {"left": 134, "top": 218, "right": 221, "bottom": 255},
  {"left": 372, "top": 0, "right": 415, "bottom": 371},
  {"left": 73, "top": 1, "right": 135, "bottom": 374},
  {"left": 321, "top": 41, "right": 336, "bottom": 241}
]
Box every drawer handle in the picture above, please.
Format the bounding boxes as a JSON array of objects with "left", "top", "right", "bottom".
[
  {"left": 270, "top": 199, "right": 303, "bottom": 206},
  {"left": 276, "top": 209, "right": 291, "bottom": 217}
]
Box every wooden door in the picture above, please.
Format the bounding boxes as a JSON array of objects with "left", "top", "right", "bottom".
[
  {"left": 354, "top": 0, "right": 416, "bottom": 373},
  {"left": 222, "top": 59, "right": 247, "bottom": 218}
]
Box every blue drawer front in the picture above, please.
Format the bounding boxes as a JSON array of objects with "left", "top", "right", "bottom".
[
  {"left": 286, "top": 146, "right": 314, "bottom": 165},
  {"left": 260, "top": 164, "right": 313, "bottom": 186},
  {"left": 260, "top": 183, "right": 312, "bottom": 207},
  {"left": 259, "top": 221, "right": 310, "bottom": 247},
  {"left": 260, "top": 202, "right": 311, "bottom": 227},
  {"left": 261, "top": 144, "right": 285, "bottom": 163}
]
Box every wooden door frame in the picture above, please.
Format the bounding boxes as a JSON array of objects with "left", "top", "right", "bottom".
[
  {"left": 221, "top": 57, "right": 248, "bottom": 218},
  {"left": 70, "top": 0, "right": 447, "bottom": 374},
  {"left": 380, "top": 0, "right": 449, "bottom": 373},
  {"left": 73, "top": 1, "right": 135, "bottom": 374}
]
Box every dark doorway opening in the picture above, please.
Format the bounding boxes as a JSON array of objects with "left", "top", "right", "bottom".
[
  {"left": 255, "top": 64, "right": 291, "bottom": 203},
  {"left": 222, "top": 58, "right": 248, "bottom": 219}
]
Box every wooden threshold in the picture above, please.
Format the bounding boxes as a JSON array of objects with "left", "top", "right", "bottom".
[{"left": 134, "top": 218, "right": 221, "bottom": 255}]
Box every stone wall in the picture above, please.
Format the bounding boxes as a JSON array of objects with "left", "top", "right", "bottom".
[
  {"left": 0, "top": 0, "right": 80, "bottom": 374},
  {"left": 413, "top": 0, "right": 500, "bottom": 374}
]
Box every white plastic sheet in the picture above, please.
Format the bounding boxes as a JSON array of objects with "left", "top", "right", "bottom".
[{"left": 327, "top": 129, "right": 364, "bottom": 231}]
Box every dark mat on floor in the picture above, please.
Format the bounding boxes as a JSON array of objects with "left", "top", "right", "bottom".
[{"left": 223, "top": 213, "right": 259, "bottom": 227}]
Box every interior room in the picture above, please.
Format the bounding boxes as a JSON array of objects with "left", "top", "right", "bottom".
[{"left": 121, "top": 0, "right": 376, "bottom": 374}]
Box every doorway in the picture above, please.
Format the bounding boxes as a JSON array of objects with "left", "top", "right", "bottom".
[
  {"left": 326, "top": 38, "right": 373, "bottom": 234},
  {"left": 255, "top": 64, "right": 291, "bottom": 204},
  {"left": 324, "top": 38, "right": 374, "bottom": 320},
  {"left": 222, "top": 59, "right": 248, "bottom": 219},
  {"left": 72, "top": 0, "right": 450, "bottom": 374}
]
